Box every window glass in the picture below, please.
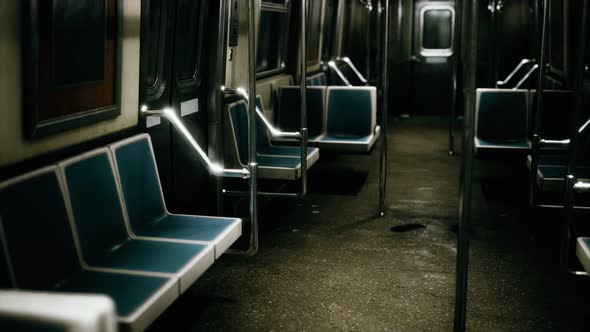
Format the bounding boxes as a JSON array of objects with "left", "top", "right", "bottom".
[
  {"left": 306, "top": 0, "right": 323, "bottom": 64},
  {"left": 321, "top": 0, "right": 337, "bottom": 61},
  {"left": 175, "top": 0, "right": 205, "bottom": 82},
  {"left": 549, "top": 0, "right": 564, "bottom": 72},
  {"left": 422, "top": 9, "right": 452, "bottom": 49},
  {"left": 257, "top": 3, "right": 290, "bottom": 74}
]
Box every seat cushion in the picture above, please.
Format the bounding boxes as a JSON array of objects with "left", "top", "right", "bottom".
[
  {"left": 474, "top": 137, "right": 530, "bottom": 151},
  {"left": 58, "top": 270, "right": 177, "bottom": 330},
  {"left": 135, "top": 214, "right": 242, "bottom": 258},
  {"left": 87, "top": 239, "right": 213, "bottom": 293}
]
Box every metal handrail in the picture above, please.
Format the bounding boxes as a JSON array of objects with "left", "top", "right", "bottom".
[
  {"left": 222, "top": 87, "right": 301, "bottom": 139},
  {"left": 537, "top": 116, "right": 590, "bottom": 148},
  {"left": 513, "top": 64, "right": 538, "bottom": 89},
  {"left": 573, "top": 180, "right": 590, "bottom": 193},
  {"left": 141, "top": 106, "right": 249, "bottom": 179},
  {"left": 328, "top": 61, "right": 352, "bottom": 86},
  {"left": 496, "top": 58, "right": 535, "bottom": 87},
  {"left": 342, "top": 57, "right": 368, "bottom": 84}
]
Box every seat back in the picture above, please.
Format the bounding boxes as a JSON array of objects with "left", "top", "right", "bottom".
[
  {"left": 60, "top": 149, "right": 130, "bottom": 265},
  {"left": 325, "top": 87, "right": 376, "bottom": 137},
  {"left": 110, "top": 134, "right": 168, "bottom": 232},
  {"left": 227, "top": 100, "right": 251, "bottom": 166},
  {"left": 476, "top": 89, "right": 529, "bottom": 142},
  {"left": 276, "top": 87, "right": 326, "bottom": 139},
  {"left": 307, "top": 72, "right": 328, "bottom": 86},
  {"left": 0, "top": 167, "right": 81, "bottom": 290}
]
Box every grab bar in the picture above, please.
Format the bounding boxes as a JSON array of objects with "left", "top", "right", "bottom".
[
  {"left": 141, "top": 106, "right": 250, "bottom": 179},
  {"left": 341, "top": 57, "right": 368, "bottom": 84},
  {"left": 222, "top": 87, "right": 302, "bottom": 140},
  {"left": 328, "top": 61, "right": 352, "bottom": 86},
  {"left": 496, "top": 58, "right": 535, "bottom": 87},
  {"left": 514, "top": 64, "right": 539, "bottom": 89},
  {"left": 538, "top": 116, "right": 590, "bottom": 148}
]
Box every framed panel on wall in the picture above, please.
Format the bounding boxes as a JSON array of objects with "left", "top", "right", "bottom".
[{"left": 21, "top": 0, "right": 121, "bottom": 139}]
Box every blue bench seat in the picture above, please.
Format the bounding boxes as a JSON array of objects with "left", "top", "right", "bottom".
[
  {"left": 0, "top": 167, "right": 178, "bottom": 331},
  {"left": 307, "top": 72, "right": 328, "bottom": 86},
  {"left": 315, "top": 86, "right": 380, "bottom": 153},
  {"left": 110, "top": 134, "right": 242, "bottom": 259},
  {"left": 59, "top": 149, "right": 215, "bottom": 293},
  {"left": 475, "top": 89, "right": 531, "bottom": 155},
  {"left": 576, "top": 238, "right": 590, "bottom": 275},
  {"left": 275, "top": 87, "right": 326, "bottom": 144},
  {"left": 536, "top": 165, "right": 590, "bottom": 192},
  {"left": 227, "top": 98, "right": 319, "bottom": 180},
  {"left": 526, "top": 154, "right": 568, "bottom": 171}
]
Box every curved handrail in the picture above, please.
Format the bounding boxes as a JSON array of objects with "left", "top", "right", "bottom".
[
  {"left": 342, "top": 57, "right": 368, "bottom": 84},
  {"left": 141, "top": 106, "right": 250, "bottom": 179},
  {"left": 328, "top": 61, "right": 352, "bottom": 86},
  {"left": 496, "top": 58, "right": 535, "bottom": 87},
  {"left": 537, "top": 116, "right": 590, "bottom": 148},
  {"left": 514, "top": 64, "right": 539, "bottom": 89},
  {"left": 222, "top": 87, "right": 302, "bottom": 140}
]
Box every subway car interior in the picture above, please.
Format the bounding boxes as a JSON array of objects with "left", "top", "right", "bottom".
[{"left": 2, "top": 0, "right": 590, "bottom": 331}]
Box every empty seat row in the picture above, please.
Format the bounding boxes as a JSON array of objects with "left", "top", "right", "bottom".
[
  {"left": 225, "top": 96, "right": 320, "bottom": 180},
  {"left": 0, "top": 134, "right": 242, "bottom": 331},
  {"left": 275, "top": 86, "right": 380, "bottom": 153}
]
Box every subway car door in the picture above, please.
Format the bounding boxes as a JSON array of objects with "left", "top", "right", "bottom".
[
  {"left": 139, "top": 0, "right": 211, "bottom": 214},
  {"left": 410, "top": 1, "right": 455, "bottom": 116},
  {"left": 169, "top": 0, "right": 211, "bottom": 214},
  {"left": 139, "top": 0, "right": 174, "bottom": 203}
]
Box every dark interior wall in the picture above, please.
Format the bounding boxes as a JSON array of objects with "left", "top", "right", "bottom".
[{"left": 477, "top": 0, "right": 537, "bottom": 87}]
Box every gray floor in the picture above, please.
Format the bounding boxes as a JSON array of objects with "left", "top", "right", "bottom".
[{"left": 149, "top": 117, "right": 590, "bottom": 331}]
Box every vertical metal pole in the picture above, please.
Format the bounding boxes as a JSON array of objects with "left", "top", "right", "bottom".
[
  {"left": 453, "top": 0, "right": 477, "bottom": 330},
  {"left": 379, "top": 0, "right": 389, "bottom": 216},
  {"left": 562, "top": 0, "right": 588, "bottom": 273},
  {"left": 300, "top": 0, "right": 308, "bottom": 197},
  {"left": 247, "top": 0, "right": 259, "bottom": 256},
  {"left": 529, "top": 0, "right": 549, "bottom": 208}
]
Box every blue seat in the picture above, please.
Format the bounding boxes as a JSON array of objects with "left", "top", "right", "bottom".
[
  {"left": 275, "top": 86, "right": 326, "bottom": 143},
  {"left": 0, "top": 166, "right": 178, "bottom": 331},
  {"left": 576, "top": 238, "right": 590, "bottom": 275},
  {"left": 526, "top": 154, "right": 568, "bottom": 171},
  {"left": 535, "top": 165, "right": 590, "bottom": 192},
  {"left": 307, "top": 72, "right": 327, "bottom": 86},
  {"left": 109, "top": 134, "right": 242, "bottom": 259},
  {"left": 59, "top": 149, "right": 214, "bottom": 293},
  {"left": 316, "top": 86, "right": 381, "bottom": 153},
  {"left": 475, "top": 89, "right": 531, "bottom": 154},
  {"left": 226, "top": 98, "right": 319, "bottom": 180}
]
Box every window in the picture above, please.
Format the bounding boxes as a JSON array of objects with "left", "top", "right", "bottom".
[
  {"left": 257, "top": 1, "right": 290, "bottom": 75},
  {"left": 306, "top": 0, "right": 324, "bottom": 65},
  {"left": 321, "top": 0, "right": 338, "bottom": 61},
  {"left": 419, "top": 5, "right": 455, "bottom": 57},
  {"left": 549, "top": 0, "right": 568, "bottom": 75}
]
